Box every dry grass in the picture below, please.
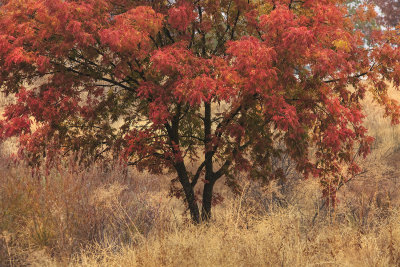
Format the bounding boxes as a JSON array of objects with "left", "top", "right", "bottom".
[
  {"left": 0, "top": 157, "right": 182, "bottom": 266},
  {"left": 1, "top": 154, "right": 399, "bottom": 266},
  {"left": 72, "top": 209, "right": 400, "bottom": 267},
  {"left": 1, "top": 89, "right": 400, "bottom": 266}
]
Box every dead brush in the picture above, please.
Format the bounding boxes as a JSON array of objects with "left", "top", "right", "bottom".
[
  {"left": 332, "top": 91, "right": 400, "bottom": 229},
  {"left": 0, "top": 154, "right": 168, "bottom": 266}
]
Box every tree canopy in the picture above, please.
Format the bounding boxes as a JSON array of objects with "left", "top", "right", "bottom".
[{"left": 1, "top": 0, "right": 400, "bottom": 223}]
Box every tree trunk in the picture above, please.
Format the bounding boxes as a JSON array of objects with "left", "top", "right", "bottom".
[
  {"left": 201, "top": 179, "right": 215, "bottom": 221},
  {"left": 165, "top": 109, "right": 201, "bottom": 224},
  {"left": 202, "top": 102, "right": 215, "bottom": 221},
  {"left": 175, "top": 161, "right": 201, "bottom": 224}
]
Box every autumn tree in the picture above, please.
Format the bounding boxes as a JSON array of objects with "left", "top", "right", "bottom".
[{"left": 1, "top": 0, "right": 400, "bottom": 223}]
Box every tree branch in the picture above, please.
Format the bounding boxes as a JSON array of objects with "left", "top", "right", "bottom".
[{"left": 191, "top": 160, "right": 206, "bottom": 187}]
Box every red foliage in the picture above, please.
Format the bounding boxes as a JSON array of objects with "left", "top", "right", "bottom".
[{"left": 168, "top": 1, "right": 196, "bottom": 32}]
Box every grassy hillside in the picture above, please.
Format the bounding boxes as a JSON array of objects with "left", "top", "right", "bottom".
[{"left": 1, "top": 89, "right": 400, "bottom": 266}]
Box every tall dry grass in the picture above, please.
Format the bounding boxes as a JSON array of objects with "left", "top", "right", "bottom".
[
  {"left": 0, "top": 151, "right": 399, "bottom": 266},
  {"left": 73, "top": 208, "right": 400, "bottom": 267},
  {"left": 0, "top": 156, "right": 183, "bottom": 266}
]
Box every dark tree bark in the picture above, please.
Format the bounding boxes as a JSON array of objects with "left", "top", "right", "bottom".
[
  {"left": 166, "top": 106, "right": 201, "bottom": 224},
  {"left": 201, "top": 178, "right": 216, "bottom": 221},
  {"left": 201, "top": 102, "right": 215, "bottom": 221},
  {"left": 175, "top": 161, "right": 201, "bottom": 224}
]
